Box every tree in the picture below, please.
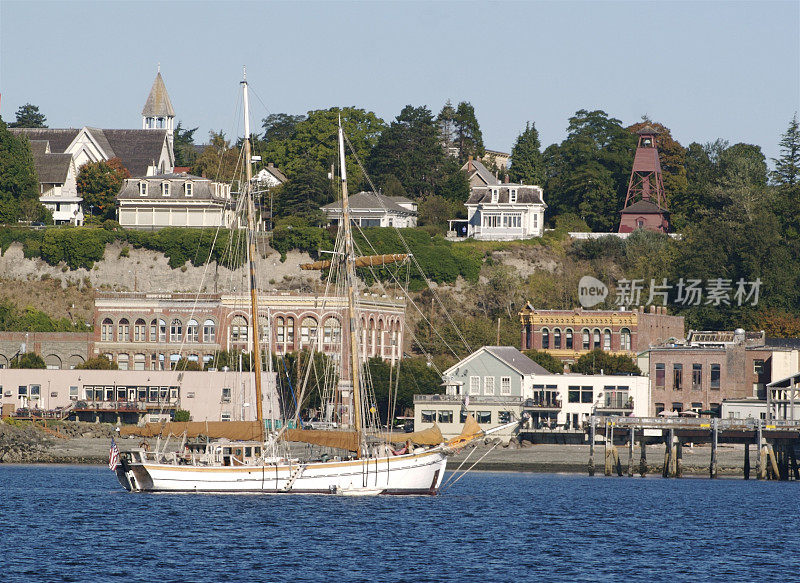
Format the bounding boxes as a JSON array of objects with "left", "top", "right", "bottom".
[
  {"left": 436, "top": 100, "right": 457, "bottom": 154},
  {"left": 509, "top": 121, "right": 545, "bottom": 185},
  {"left": 772, "top": 113, "right": 800, "bottom": 187},
  {"left": 272, "top": 166, "right": 333, "bottom": 223},
  {"left": 191, "top": 131, "right": 242, "bottom": 184},
  {"left": 76, "top": 356, "right": 119, "bottom": 370},
  {"left": 571, "top": 349, "right": 641, "bottom": 375},
  {"left": 0, "top": 117, "right": 39, "bottom": 224},
  {"left": 76, "top": 158, "right": 129, "bottom": 220},
  {"left": 9, "top": 103, "right": 47, "bottom": 128},
  {"left": 174, "top": 357, "right": 203, "bottom": 371},
  {"left": 522, "top": 349, "right": 564, "bottom": 374},
  {"left": 10, "top": 352, "right": 46, "bottom": 369},
  {"left": 367, "top": 356, "right": 443, "bottom": 420},
  {"left": 19, "top": 198, "right": 51, "bottom": 224},
  {"left": 173, "top": 121, "right": 199, "bottom": 167},
  {"left": 261, "top": 113, "right": 306, "bottom": 144},
  {"left": 454, "top": 102, "right": 484, "bottom": 163},
  {"left": 367, "top": 105, "right": 448, "bottom": 198},
  {"left": 417, "top": 195, "right": 465, "bottom": 231},
  {"left": 173, "top": 409, "right": 191, "bottom": 422}
]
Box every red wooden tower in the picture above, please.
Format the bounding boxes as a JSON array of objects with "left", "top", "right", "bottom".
[{"left": 618, "top": 125, "right": 670, "bottom": 233}]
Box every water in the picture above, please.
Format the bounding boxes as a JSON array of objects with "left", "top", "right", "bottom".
[{"left": 1, "top": 466, "right": 798, "bottom": 583}]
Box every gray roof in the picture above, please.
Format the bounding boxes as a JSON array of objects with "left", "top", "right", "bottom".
[
  {"left": 256, "top": 164, "right": 287, "bottom": 183},
  {"left": 461, "top": 159, "right": 500, "bottom": 186},
  {"left": 9, "top": 128, "right": 80, "bottom": 153},
  {"left": 32, "top": 150, "right": 72, "bottom": 184},
  {"left": 322, "top": 191, "right": 416, "bottom": 215},
  {"left": 100, "top": 129, "right": 169, "bottom": 177},
  {"left": 141, "top": 72, "right": 175, "bottom": 117},
  {"left": 620, "top": 199, "right": 667, "bottom": 214},
  {"left": 29, "top": 140, "right": 50, "bottom": 156},
  {"left": 466, "top": 185, "right": 545, "bottom": 205},
  {"left": 484, "top": 346, "right": 550, "bottom": 375},
  {"left": 117, "top": 173, "right": 225, "bottom": 201},
  {"left": 85, "top": 127, "right": 116, "bottom": 159}
]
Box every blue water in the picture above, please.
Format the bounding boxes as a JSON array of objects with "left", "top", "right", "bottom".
[{"left": 1, "top": 466, "right": 799, "bottom": 582}]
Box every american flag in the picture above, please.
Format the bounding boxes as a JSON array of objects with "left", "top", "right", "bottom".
[{"left": 108, "top": 438, "right": 120, "bottom": 471}]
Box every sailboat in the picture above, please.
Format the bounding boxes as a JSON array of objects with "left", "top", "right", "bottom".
[{"left": 114, "top": 70, "right": 519, "bottom": 495}]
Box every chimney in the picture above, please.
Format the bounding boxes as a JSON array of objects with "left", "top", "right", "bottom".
[
  {"left": 468, "top": 156, "right": 473, "bottom": 172},
  {"left": 504, "top": 175, "right": 510, "bottom": 184}
]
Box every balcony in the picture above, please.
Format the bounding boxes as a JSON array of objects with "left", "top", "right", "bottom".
[{"left": 523, "top": 398, "right": 562, "bottom": 410}]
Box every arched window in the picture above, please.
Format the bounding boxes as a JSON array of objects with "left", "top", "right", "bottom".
[
  {"left": 582, "top": 328, "right": 590, "bottom": 350},
  {"left": 230, "top": 315, "right": 248, "bottom": 344},
  {"left": 553, "top": 328, "right": 562, "bottom": 349},
  {"left": 593, "top": 328, "right": 601, "bottom": 349},
  {"left": 603, "top": 329, "right": 611, "bottom": 351},
  {"left": 323, "top": 318, "right": 341, "bottom": 344},
  {"left": 566, "top": 328, "right": 574, "bottom": 350},
  {"left": 134, "top": 319, "right": 146, "bottom": 342},
  {"left": 158, "top": 318, "right": 167, "bottom": 343},
  {"left": 301, "top": 317, "right": 318, "bottom": 348},
  {"left": 620, "top": 327, "right": 631, "bottom": 351},
  {"left": 276, "top": 317, "right": 285, "bottom": 352},
  {"left": 203, "top": 319, "right": 216, "bottom": 343},
  {"left": 117, "top": 319, "right": 129, "bottom": 342},
  {"left": 187, "top": 319, "right": 199, "bottom": 343},
  {"left": 258, "top": 315, "right": 269, "bottom": 343},
  {"left": 169, "top": 353, "right": 180, "bottom": 370},
  {"left": 150, "top": 319, "right": 157, "bottom": 342},
  {"left": 133, "top": 353, "right": 146, "bottom": 371},
  {"left": 541, "top": 327, "right": 550, "bottom": 349},
  {"left": 170, "top": 319, "right": 183, "bottom": 343},
  {"left": 101, "top": 318, "right": 113, "bottom": 341},
  {"left": 117, "top": 353, "right": 129, "bottom": 371},
  {"left": 285, "top": 316, "right": 295, "bottom": 349}
]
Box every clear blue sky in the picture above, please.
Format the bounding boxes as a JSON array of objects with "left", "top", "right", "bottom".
[{"left": 1, "top": 1, "right": 798, "bottom": 161}]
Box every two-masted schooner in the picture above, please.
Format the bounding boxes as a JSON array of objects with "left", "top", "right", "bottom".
[{"left": 114, "top": 70, "right": 518, "bottom": 495}]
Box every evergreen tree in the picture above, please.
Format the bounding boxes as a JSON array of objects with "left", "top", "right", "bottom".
[
  {"left": 9, "top": 103, "right": 47, "bottom": 128},
  {"left": 436, "top": 100, "right": 456, "bottom": 155},
  {"left": 509, "top": 121, "right": 544, "bottom": 185},
  {"left": 454, "top": 102, "right": 484, "bottom": 163},
  {"left": 10, "top": 352, "right": 46, "bottom": 369},
  {"left": 173, "top": 121, "right": 199, "bottom": 167},
  {"left": 261, "top": 113, "right": 306, "bottom": 144},
  {"left": 0, "top": 117, "right": 39, "bottom": 223},
  {"left": 273, "top": 167, "right": 333, "bottom": 224},
  {"left": 191, "top": 131, "right": 241, "bottom": 183},
  {"left": 772, "top": 113, "right": 800, "bottom": 187}
]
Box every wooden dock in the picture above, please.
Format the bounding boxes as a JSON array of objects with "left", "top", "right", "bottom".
[{"left": 587, "top": 416, "right": 800, "bottom": 480}]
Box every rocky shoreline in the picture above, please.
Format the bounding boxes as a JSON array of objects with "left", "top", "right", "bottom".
[{"left": 1, "top": 420, "right": 754, "bottom": 476}]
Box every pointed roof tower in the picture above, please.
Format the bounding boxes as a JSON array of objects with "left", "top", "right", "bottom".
[
  {"left": 142, "top": 67, "right": 175, "bottom": 130},
  {"left": 618, "top": 125, "right": 669, "bottom": 233}
]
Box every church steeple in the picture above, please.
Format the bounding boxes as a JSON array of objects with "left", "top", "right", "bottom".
[{"left": 142, "top": 67, "right": 175, "bottom": 132}]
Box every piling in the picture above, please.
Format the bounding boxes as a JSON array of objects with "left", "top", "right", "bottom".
[
  {"left": 588, "top": 418, "right": 595, "bottom": 476},
  {"left": 604, "top": 421, "right": 613, "bottom": 477},
  {"left": 744, "top": 443, "right": 750, "bottom": 480},
  {"left": 627, "top": 427, "right": 635, "bottom": 477},
  {"left": 639, "top": 440, "right": 647, "bottom": 477},
  {"left": 676, "top": 440, "right": 683, "bottom": 478},
  {"left": 709, "top": 419, "right": 718, "bottom": 479},
  {"left": 662, "top": 430, "right": 670, "bottom": 479}
]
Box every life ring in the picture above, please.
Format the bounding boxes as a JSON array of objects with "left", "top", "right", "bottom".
[{"left": 391, "top": 445, "right": 408, "bottom": 456}]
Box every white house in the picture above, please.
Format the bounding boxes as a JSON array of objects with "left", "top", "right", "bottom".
[
  {"left": 29, "top": 140, "right": 83, "bottom": 225},
  {"left": 414, "top": 346, "right": 649, "bottom": 439},
  {"left": 253, "top": 163, "right": 287, "bottom": 188},
  {"left": 117, "top": 173, "right": 236, "bottom": 229},
  {"left": 322, "top": 191, "right": 417, "bottom": 228}
]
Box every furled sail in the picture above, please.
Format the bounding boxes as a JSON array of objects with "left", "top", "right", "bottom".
[
  {"left": 282, "top": 429, "right": 360, "bottom": 452},
  {"left": 300, "top": 254, "right": 408, "bottom": 271},
  {"left": 383, "top": 425, "right": 444, "bottom": 446},
  {"left": 446, "top": 415, "right": 483, "bottom": 447},
  {"left": 119, "top": 421, "right": 263, "bottom": 441}
]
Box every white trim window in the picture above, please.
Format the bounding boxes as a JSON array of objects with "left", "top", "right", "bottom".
[
  {"left": 185, "top": 182, "right": 193, "bottom": 197},
  {"left": 509, "top": 189, "right": 517, "bottom": 203},
  {"left": 139, "top": 182, "right": 148, "bottom": 196},
  {"left": 484, "top": 376, "right": 495, "bottom": 396},
  {"left": 501, "top": 376, "right": 511, "bottom": 395},
  {"left": 469, "top": 376, "right": 480, "bottom": 395},
  {"left": 162, "top": 182, "right": 170, "bottom": 196},
  {"left": 491, "top": 188, "right": 498, "bottom": 203}
]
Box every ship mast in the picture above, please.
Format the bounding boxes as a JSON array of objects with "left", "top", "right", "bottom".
[
  {"left": 241, "top": 67, "right": 265, "bottom": 438},
  {"left": 338, "top": 119, "right": 364, "bottom": 457}
]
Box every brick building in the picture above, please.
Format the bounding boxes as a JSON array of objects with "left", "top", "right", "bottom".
[
  {"left": 647, "top": 331, "right": 800, "bottom": 416},
  {"left": 519, "top": 304, "right": 684, "bottom": 363},
  {"left": 0, "top": 332, "right": 92, "bottom": 370}
]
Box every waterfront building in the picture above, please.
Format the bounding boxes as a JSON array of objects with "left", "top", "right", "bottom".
[
  {"left": 0, "top": 368, "right": 278, "bottom": 425},
  {"left": 519, "top": 304, "right": 685, "bottom": 363},
  {"left": 321, "top": 191, "right": 418, "bottom": 228},
  {"left": 414, "top": 346, "right": 649, "bottom": 439},
  {"left": 0, "top": 332, "right": 92, "bottom": 370}
]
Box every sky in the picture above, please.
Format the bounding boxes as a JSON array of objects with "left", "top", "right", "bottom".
[{"left": 1, "top": 1, "right": 798, "bottom": 161}]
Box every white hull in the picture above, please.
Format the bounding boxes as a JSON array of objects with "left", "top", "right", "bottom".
[{"left": 119, "top": 449, "right": 448, "bottom": 495}]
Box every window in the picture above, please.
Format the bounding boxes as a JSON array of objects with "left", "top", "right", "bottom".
[
  {"left": 484, "top": 376, "right": 495, "bottom": 395},
  {"left": 491, "top": 188, "right": 498, "bottom": 203},
  {"left": 710, "top": 364, "right": 721, "bottom": 389},
  {"left": 300, "top": 317, "right": 318, "bottom": 348},
  {"left": 258, "top": 315, "right": 270, "bottom": 343},
  {"left": 221, "top": 412, "right": 232, "bottom": 422},
  {"left": 568, "top": 385, "right": 580, "bottom": 403},
  {"left": 117, "top": 354, "right": 129, "bottom": 371},
  {"left": 276, "top": 317, "right": 285, "bottom": 350},
  {"left": 691, "top": 402, "right": 703, "bottom": 413},
  {"left": 69, "top": 386, "right": 78, "bottom": 400},
  {"left": 169, "top": 319, "right": 183, "bottom": 343},
  {"left": 187, "top": 319, "right": 199, "bottom": 343},
  {"left": 230, "top": 315, "right": 248, "bottom": 344},
  {"left": 500, "top": 376, "right": 511, "bottom": 395},
  {"left": 541, "top": 327, "right": 550, "bottom": 349},
  {"left": 673, "top": 364, "right": 683, "bottom": 390},
  {"left": 134, "top": 354, "right": 146, "bottom": 371},
  {"left": 565, "top": 328, "right": 573, "bottom": 350},
  {"left": 203, "top": 319, "right": 216, "bottom": 343},
  {"left": 498, "top": 411, "right": 512, "bottom": 423},
  {"left": 553, "top": 328, "right": 561, "bottom": 349},
  {"left": 139, "top": 182, "right": 148, "bottom": 196},
  {"left": 753, "top": 359, "right": 765, "bottom": 375},
  {"left": 134, "top": 319, "right": 146, "bottom": 342},
  {"left": 323, "top": 318, "right": 341, "bottom": 344},
  {"left": 476, "top": 411, "right": 492, "bottom": 424},
  {"left": 655, "top": 402, "right": 665, "bottom": 415},
  {"left": 620, "top": 328, "right": 631, "bottom": 351},
  {"left": 161, "top": 182, "right": 170, "bottom": 196},
  {"left": 710, "top": 403, "right": 721, "bottom": 417},
  {"left": 469, "top": 376, "right": 480, "bottom": 395},
  {"left": 117, "top": 319, "right": 129, "bottom": 342},
  {"left": 581, "top": 386, "right": 593, "bottom": 404},
  {"left": 438, "top": 410, "right": 454, "bottom": 423},
  {"left": 671, "top": 402, "right": 683, "bottom": 413},
  {"left": 159, "top": 318, "right": 167, "bottom": 343},
  {"left": 582, "top": 328, "right": 590, "bottom": 350},
  {"left": 101, "top": 318, "right": 113, "bottom": 341},
  {"left": 692, "top": 364, "right": 702, "bottom": 389},
  {"left": 593, "top": 329, "right": 601, "bottom": 349},
  {"left": 421, "top": 410, "right": 436, "bottom": 423},
  {"left": 18, "top": 385, "right": 28, "bottom": 396},
  {"left": 221, "top": 387, "right": 231, "bottom": 403},
  {"left": 509, "top": 189, "right": 517, "bottom": 203},
  {"left": 482, "top": 214, "right": 500, "bottom": 228},
  {"left": 185, "top": 182, "right": 193, "bottom": 197},
  {"left": 655, "top": 363, "right": 665, "bottom": 388},
  {"left": 533, "top": 214, "right": 538, "bottom": 228},
  {"left": 285, "top": 317, "right": 294, "bottom": 347},
  {"left": 603, "top": 329, "right": 611, "bottom": 351}
]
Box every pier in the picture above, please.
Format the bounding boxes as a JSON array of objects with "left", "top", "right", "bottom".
[{"left": 587, "top": 416, "right": 800, "bottom": 480}]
